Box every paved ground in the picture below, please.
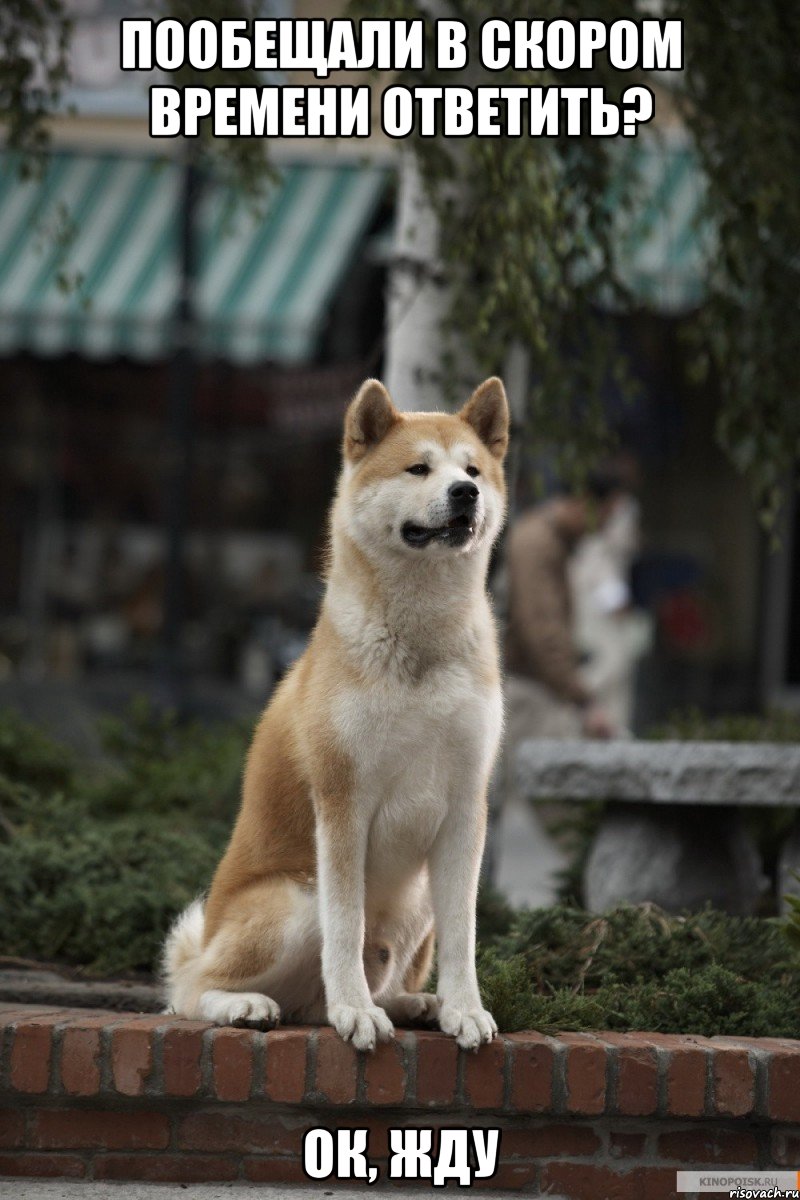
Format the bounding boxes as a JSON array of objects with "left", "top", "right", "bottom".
[
  {"left": 493, "top": 796, "right": 566, "bottom": 909},
  {"left": 0, "top": 1183, "right": 536, "bottom": 1199}
]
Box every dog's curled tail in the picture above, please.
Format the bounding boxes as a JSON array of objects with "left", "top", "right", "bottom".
[{"left": 161, "top": 898, "right": 205, "bottom": 1014}]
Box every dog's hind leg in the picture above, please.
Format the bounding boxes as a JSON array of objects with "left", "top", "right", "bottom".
[
  {"left": 380, "top": 925, "right": 440, "bottom": 1026},
  {"left": 165, "top": 876, "right": 323, "bottom": 1027},
  {"left": 403, "top": 926, "right": 436, "bottom": 993},
  {"left": 198, "top": 988, "right": 281, "bottom": 1028}
]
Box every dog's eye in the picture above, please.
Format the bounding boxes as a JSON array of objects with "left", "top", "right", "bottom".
[
  {"left": 466, "top": 465, "right": 480, "bottom": 478},
  {"left": 406, "top": 463, "right": 430, "bottom": 476}
]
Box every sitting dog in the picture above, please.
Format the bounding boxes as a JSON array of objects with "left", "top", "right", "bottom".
[{"left": 163, "top": 376, "right": 509, "bottom": 1051}]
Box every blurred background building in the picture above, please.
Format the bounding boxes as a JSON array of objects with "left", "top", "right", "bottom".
[{"left": 0, "top": 0, "right": 795, "bottom": 730}]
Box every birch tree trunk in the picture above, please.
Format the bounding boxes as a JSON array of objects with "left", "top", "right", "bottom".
[
  {"left": 383, "top": 151, "right": 455, "bottom": 412},
  {"left": 384, "top": 150, "right": 529, "bottom": 423}
]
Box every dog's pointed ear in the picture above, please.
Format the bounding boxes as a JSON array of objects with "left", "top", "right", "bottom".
[
  {"left": 344, "top": 379, "right": 400, "bottom": 462},
  {"left": 459, "top": 377, "right": 509, "bottom": 460}
]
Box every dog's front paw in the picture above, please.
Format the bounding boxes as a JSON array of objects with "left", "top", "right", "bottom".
[
  {"left": 329, "top": 1003, "right": 394, "bottom": 1051},
  {"left": 438, "top": 1002, "right": 497, "bottom": 1050}
]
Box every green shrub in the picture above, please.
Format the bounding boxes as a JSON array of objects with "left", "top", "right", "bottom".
[
  {"left": 493, "top": 903, "right": 795, "bottom": 989},
  {"left": 89, "top": 697, "right": 248, "bottom": 820},
  {"left": 0, "top": 707, "right": 74, "bottom": 791},
  {"left": 475, "top": 903, "right": 800, "bottom": 1037},
  {"left": 0, "top": 811, "right": 226, "bottom": 974},
  {"left": 648, "top": 706, "right": 800, "bottom": 743},
  {"left": 479, "top": 958, "right": 799, "bottom": 1040},
  {"left": 0, "top": 701, "right": 246, "bottom": 975}
]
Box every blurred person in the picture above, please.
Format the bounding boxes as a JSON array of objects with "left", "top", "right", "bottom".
[
  {"left": 487, "top": 469, "right": 630, "bottom": 906},
  {"left": 570, "top": 489, "right": 653, "bottom": 733},
  {"left": 488, "top": 469, "right": 628, "bottom": 908},
  {"left": 503, "top": 468, "right": 627, "bottom": 744}
]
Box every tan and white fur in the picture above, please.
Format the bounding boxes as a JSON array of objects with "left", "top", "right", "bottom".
[{"left": 163, "top": 377, "right": 509, "bottom": 1051}]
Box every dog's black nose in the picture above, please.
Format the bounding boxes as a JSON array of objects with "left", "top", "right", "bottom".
[{"left": 449, "top": 480, "right": 479, "bottom": 508}]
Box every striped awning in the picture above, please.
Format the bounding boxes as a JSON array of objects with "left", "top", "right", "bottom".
[
  {"left": 612, "top": 132, "right": 711, "bottom": 313},
  {"left": 0, "top": 152, "right": 388, "bottom": 364}
]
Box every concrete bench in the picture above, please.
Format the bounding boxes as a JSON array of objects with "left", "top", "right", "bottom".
[{"left": 516, "top": 739, "right": 800, "bottom": 914}]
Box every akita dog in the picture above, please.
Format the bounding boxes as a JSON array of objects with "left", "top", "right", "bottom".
[{"left": 163, "top": 376, "right": 509, "bottom": 1051}]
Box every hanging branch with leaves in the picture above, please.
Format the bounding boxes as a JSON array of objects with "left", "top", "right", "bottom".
[{"left": 356, "top": 0, "right": 800, "bottom": 519}]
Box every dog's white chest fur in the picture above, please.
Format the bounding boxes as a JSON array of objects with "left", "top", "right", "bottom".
[{"left": 333, "top": 659, "right": 502, "bottom": 891}]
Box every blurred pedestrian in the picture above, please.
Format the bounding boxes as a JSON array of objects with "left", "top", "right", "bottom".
[
  {"left": 503, "top": 468, "right": 627, "bottom": 744},
  {"left": 570, "top": 489, "right": 652, "bottom": 733},
  {"left": 488, "top": 468, "right": 629, "bottom": 906}
]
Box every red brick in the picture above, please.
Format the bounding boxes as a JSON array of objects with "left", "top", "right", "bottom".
[
  {"left": 607, "top": 1031, "right": 657, "bottom": 1045},
  {"left": 541, "top": 1162, "right": 639, "bottom": 1200},
  {"left": 60, "top": 1027, "right": 102, "bottom": 1097},
  {"left": 263, "top": 1028, "right": 308, "bottom": 1103},
  {"left": 463, "top": 1036, "right": 505, "bottom": 1109},
  {"left": 62, "top": 1011, "right": 122, "bottom": 1029},
  {"left": 711, "top": 1035, "right": 782, "bottom": 1051},
  {"left": 177, "top": 1111, "right": 303, "bottom": 1155},
  {"left": 712, "top": 1047, "right": 755, "bottom": 1117},
  {"left": 95, "top": 1154, "right": 239, "bottom": 1183},
  {"left": 31, "top": 1109, "right": 169, "bottom": 1151},
  {"left": 638, "top": 1032, "right": 712, "bottom": 1120},
  {"left": 415, "top": 1032, "right": 458, "bottom": 1106},
  {"left": 0, "top": 1107, "right": 25, "bottom": 1148},
  {"left": 642, "top": 1033, "right": 708, "bottom": 1049},
  {"left": 502, "top": 1123, "right": 601, "bottom": 1158},
  {"left": 348, "top": 1115, "right": 393, "bottom": 1158},
  {"left": 363, "top": 1035, "right": 408, "bottom": 1105},
  {"left": 211, "top": 1027, "right": 254, "bottom": 1102},
  {"left": 640, "top": 1166, "right": 683, "bottom": 1200},
  {"left": 769, "top": 1048, "right": 800, "bottom": 1122},
  {"left": 244, "top": 1157, "right": 311, "bottom": 1183},
  {"left": 111, "top": 1025, "right": 154, "bottom": 1096},
  {"left": 314, "top": 1028, "right": 358, "bottom": 1104},
  {"left": 9, "top": 1016, "right": 63, "bottom": 1093},
  {"left": 508, "top": 1033, "right": 555, "bottom": 1114},
  {"left": 603, "top": 1034, "right": 658, "bottom": 1116},
  {"left": 609, "top": 1131, "right": 648, "bottom": 1159},
  {"left": 657, "top": 1127, "right": 758, "bottom": 1165},
  {"left": 480, "top": 1162, "right": 538, "bottom": 1190},
  {"left": 666, "top": 1045, "right": 708, "bottom": 1117},
  {"left": 771, "top": 1130, "right": 800, "bottom": 1166},
  {"left": 0, "top": 1006, "right": 65, "bottom": 1025},
  {"left": 541, "top": 1163, "right": 677, "bottom": 1200},
  {"left": 0, "top": 1152, "right": 86, "bottom": 1178},
  {"left": 562, "top": 1033, "right": 606, "bottom": 1116},
  {"left": 161, "top": 1022, "right": 207, "bottom": 1097}
]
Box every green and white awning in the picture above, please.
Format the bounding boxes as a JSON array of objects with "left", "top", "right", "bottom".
[
  {"left": 612, "top": 132, "right": 711, "bottom": 313},
  {"left": 0, "top": 152, "right": 388, "bottom": 364},
  {"left": 0, "top": 136, "right": 708, "bottom": 363}
]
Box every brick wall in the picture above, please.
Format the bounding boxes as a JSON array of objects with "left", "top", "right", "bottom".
[{"left": 1, "top": 1004, "right": 799, "bottom": 1197}]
